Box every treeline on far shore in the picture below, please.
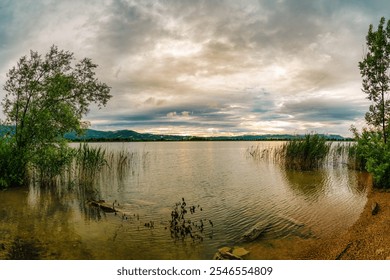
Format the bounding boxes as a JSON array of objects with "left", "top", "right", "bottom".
[{"left": 66, "top": 136, "right": 354, "bottom": 142}]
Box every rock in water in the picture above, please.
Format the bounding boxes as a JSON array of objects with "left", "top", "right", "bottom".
[
  {"left": 232, "top": 247, "right": 250, "bottom": 258},
  {"left": 218, "top": 247, "right": 232, "bottom": 254},
  {"left": 242, "top": 220, "right": 272, "bottom": 242},
  {"left": 371, "top": 202, "right": 379, "bottom": 215}
]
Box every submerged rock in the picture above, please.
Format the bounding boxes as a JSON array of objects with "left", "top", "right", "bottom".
[
  {"left": 240, "top": 214, "right": 313, "bottom": 242},
  {"left": 241, "top": 220, "right": 272, "bottom": 242}
]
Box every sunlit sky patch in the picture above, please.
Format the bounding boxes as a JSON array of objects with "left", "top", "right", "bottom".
[{"left": 0, "top": 0, "right": 388, "bottom": 137}]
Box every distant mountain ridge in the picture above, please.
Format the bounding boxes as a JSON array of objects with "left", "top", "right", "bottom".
[
  {"left": 63, "top": 128, "right": 350, "bottom": 141},
  {"left": 0, "top": 125, "right": 350, "bottom": 141}
]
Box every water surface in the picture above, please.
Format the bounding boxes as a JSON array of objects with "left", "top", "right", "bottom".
[{"left": 0, "top": 141, "right": 369, "bottom": 259}]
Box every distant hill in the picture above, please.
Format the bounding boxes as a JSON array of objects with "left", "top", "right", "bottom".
[
  {"left": 0, "top": 125, "right": 350, "bottom": 141},
  {"left": 64, "top": 128, "right": 350, "bottom": 142}
]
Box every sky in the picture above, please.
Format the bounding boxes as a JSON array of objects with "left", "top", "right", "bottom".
[{"left": 0, "top": 0, "right": 389, "bottom": 137}]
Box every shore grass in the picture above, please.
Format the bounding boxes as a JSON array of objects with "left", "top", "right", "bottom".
[
  {"left": 281, "top": 134, "right": 330, "bottom": 170},
  {"left": 246, "top": 134, "right": 358, "bottom": 170}
]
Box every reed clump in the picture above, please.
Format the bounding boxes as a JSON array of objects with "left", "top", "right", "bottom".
[
  {"left": 280, "top": 134, "right": 331, "bottom": 170},
  {"left": 247, "top": 134, "right": 333, "bottom": 170},
  {"left": 75, "top": 143, "right": 107, "bottom": 185}
]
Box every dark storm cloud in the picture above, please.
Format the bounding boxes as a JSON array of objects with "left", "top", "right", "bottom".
[{"left": 279, "top": 97, "right": 366, "bottom": 122}]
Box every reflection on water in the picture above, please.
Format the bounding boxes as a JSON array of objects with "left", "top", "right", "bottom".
[{"left": 0, "top": 142, "right": 369, "bottom": 259}]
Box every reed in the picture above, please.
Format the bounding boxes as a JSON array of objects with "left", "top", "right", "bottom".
[
  {"left": 280, "top": 134, "right": 331, "bottom": 170},
  {"left": 75, "top": 143, "right": 107, "bottom": 185},
  {"left": 247, "top": 134, "right": 332, "bottom": 170}
]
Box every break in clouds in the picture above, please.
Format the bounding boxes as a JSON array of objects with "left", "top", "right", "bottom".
[{"left": 1, "top": 0, "right": 389, "bottom": 136}]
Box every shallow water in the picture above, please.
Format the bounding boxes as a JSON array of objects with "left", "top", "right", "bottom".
[{"left": 0, "top": 141, "right": 369, "bottom": 259}]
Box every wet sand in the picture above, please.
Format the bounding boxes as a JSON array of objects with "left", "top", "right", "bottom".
[
  {"left": 299, "top": 186, "right": 390, "bottom": 260},
  {"left": 246, "top": 183, "right": 390, "bottom": 260}
]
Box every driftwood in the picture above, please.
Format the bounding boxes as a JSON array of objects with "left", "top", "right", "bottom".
[
  {"left": 335, "top": 242, "right": 352, "bottom": 260},
  {"left": 88, "top": 200, "right": 118, "bottom": 213}
]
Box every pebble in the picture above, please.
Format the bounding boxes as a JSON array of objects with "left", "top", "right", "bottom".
[
  {"left": 232, "top": 247, "right": 250, "bottom": 258},
  {"left": 376, "top": 248, "right": 385, "bottom": 255}
]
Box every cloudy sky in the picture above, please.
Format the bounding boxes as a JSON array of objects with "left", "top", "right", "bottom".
[{"left": 0, "top": 0, "right": 388, "bottom": 137}]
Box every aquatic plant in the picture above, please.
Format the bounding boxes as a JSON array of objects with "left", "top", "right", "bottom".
[
  {"left": 280, "top": 134, "right": 331, "bottom": 170},
  {"left": 75, "top": 143, "right": 107, "bottom": 185},
  {"left": 247, "top": 134, "right": 333, "bottom": 170},
  {"left": 6, "top": 238, "right": 42, "bottom": 260},
  {"left": 169, "top": 198, "right": 213, "bottom": 242}
]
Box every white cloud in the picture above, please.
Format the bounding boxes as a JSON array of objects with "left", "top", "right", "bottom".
[{"left": 0, "top": 0, "right": 388, "bottom": 136}]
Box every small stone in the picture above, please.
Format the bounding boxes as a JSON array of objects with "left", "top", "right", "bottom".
[
  {"left": 232, "top": 247, "right": 250, "bottom": 258},
  {"left": 376, "top": 248, "right": 385, "bottom": 255},
  {"left": 371, "top": 202, "right": 379, "bottom": 215},
  {"left": 218, "top": 247, "right": 232, "bottom": 254}
]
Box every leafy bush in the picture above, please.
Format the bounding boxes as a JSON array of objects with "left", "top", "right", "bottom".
[
  {"left": 31, "top": 142, "right": 76, "bottom": 185},
  {"left": 353, "top": 129, "right": 390, "bottom": 188},
  {"left": 0, "top": 138, "right": 27, "bottom": 189}
]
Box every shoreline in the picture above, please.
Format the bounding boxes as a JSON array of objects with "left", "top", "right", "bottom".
[
  {"left": 299, "top": 185, "right": 390, "bottom": 260},
  {"left": 246, "top": 179, "right": 390, "bottom": 260}
]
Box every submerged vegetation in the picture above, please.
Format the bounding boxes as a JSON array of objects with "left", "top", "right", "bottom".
[{"left": 169, "top": 198, "right": 213, "bottom": 242}]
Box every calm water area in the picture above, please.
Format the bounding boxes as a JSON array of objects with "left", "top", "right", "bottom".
[{"left": 0, "top": 141, "right": 370, "bottom": 259}]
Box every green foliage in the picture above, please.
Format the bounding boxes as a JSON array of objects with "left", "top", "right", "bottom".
[
  {"left": 281, "top": 134, "right": 331, "bottom": 171},
  {"left": 0, "top": 45, "right": 111, "bottom": 187},
  {"left": 31, "top": 142, "right": 76, "bottom": 186},
  {"left": 352, "top": 128, "right": 390, "bottom": 188},
  {"left": 346, "top": 144, "right": 366, "bottom": 171},
  {"left": 0, "top": 138, "right": 28, "bottom": 189},
  {"left": 359, "top": 17, "right": 390, "bottom": 144},
  {"left": 354, "top": 17, "right": 390, "bottom": 188}
]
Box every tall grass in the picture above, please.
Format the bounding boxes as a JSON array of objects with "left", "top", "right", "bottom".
[
  {"left": 247, "top": 134, "right": 332, "bottom": 170},
  {"left": 75, "top": 143, "right": 107, "bottom": 186},
  {"left": 281, "top": 134, "right": 331, "bottom": 170},
  {"left": 247, "top": 135, "right": 366, "bottom": 171}
]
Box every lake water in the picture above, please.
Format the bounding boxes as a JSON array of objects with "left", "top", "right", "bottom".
[{"left": 0, "top": 141, "right": 370, "bottom": 259}]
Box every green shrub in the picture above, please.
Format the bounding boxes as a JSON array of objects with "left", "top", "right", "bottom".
[
  {"left": 0, "top": 138, "right": 28, "bottom": 189},
  {"left": 353, "top": 129, "right": 390, "bottom": 188},
  {"left": 31, "top": 142, "right": 76, "bottom": 185}
]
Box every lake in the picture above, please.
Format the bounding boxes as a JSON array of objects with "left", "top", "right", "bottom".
[{"left": 0, "top": 141, "right": 370, "bottom": 259}]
